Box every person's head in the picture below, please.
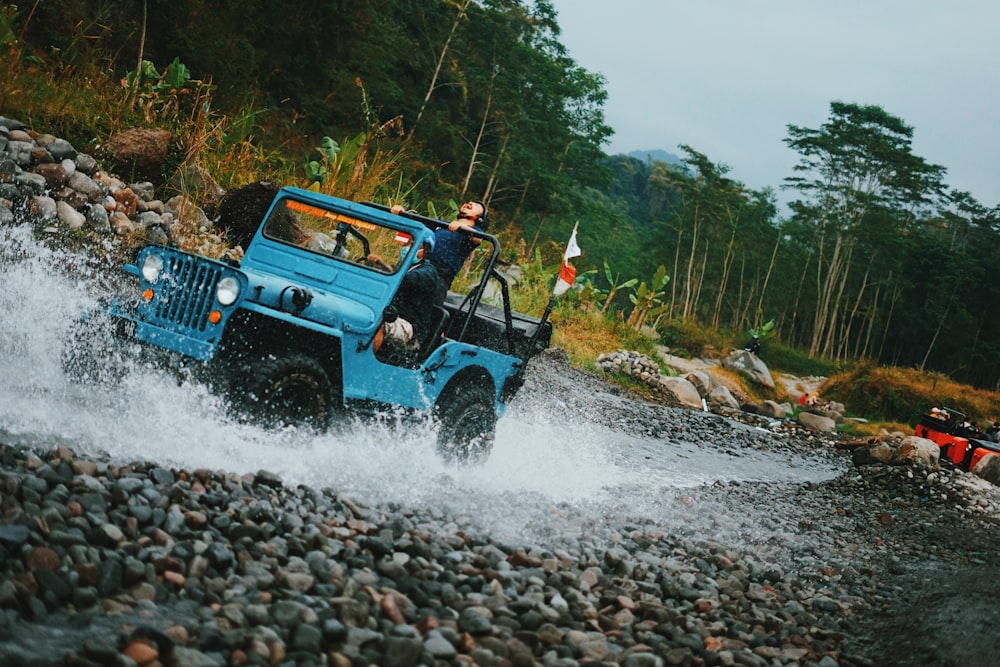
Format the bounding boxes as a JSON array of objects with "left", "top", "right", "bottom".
[{"left": 458, "top": 200, "right": 489, "bottom": 229}]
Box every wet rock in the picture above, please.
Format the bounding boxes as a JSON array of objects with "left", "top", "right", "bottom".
[{"left": 0, "top": 525, "right": 30, "bottom": 548}]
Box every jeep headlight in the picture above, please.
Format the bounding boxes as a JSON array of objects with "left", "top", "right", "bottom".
[
  {"left": 216, "top": 276, "right": 240, "bottom": 306},
  {"left": 141, "top": 253, "right": 164, "bottom": 282}
]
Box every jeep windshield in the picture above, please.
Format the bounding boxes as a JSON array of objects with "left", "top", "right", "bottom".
[{"left": 262, "top": 197, "right": 417, "bottom": 274}]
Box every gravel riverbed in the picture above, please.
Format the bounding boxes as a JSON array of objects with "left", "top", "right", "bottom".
[{"left": 2, "top": 351, "right": 1000, "bottom": 667}]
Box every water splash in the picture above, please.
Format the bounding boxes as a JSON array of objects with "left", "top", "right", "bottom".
[{"left": 0, "top": 222, "right": 844, "bottom": 543}]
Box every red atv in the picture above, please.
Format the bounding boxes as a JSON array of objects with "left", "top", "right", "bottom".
[{"left": 914, "top": 407, "right": 1000, "bottom": 470}]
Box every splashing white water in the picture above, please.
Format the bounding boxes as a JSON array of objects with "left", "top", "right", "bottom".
[{"left": 0, "top": 223, "right": 843, "bottom": 541}]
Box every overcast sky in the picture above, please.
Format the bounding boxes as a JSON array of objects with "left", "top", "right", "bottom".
[{"left": 546, "top": 0, "right": 999, "bottom": 209}]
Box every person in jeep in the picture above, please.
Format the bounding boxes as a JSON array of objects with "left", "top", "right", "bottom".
[
  {"left": 373, "top": 235, "right": 446, "bottom": 359},
  {"left": 392, "top": 200, "right": 489, "bottom": 286}
]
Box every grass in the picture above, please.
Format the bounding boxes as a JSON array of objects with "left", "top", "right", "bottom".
[
  {"left": 823, "top": 363, "right": 1000, "bottom": 427},
  {"left": 7, "top": 38, "right": 997, "bottom": 437}
]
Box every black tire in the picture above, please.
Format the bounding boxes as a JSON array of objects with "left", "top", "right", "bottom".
[
  {"left": 433, "top": 380, "right": 497, "bottom": 465},
  {"left": 238, "top": 354, "right": 332, "bottom": 430}
]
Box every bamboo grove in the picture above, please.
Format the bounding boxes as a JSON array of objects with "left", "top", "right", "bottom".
[{"left": 4, "top": 1, "right": 999, "bottom": 389}]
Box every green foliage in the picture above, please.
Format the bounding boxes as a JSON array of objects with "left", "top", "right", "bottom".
[
  {"left": 819, "top": 361, "right": 1000, "bottom": 429},
  {"left": 754, "top": 341, "right": 843, "bottom": 378},
  {"left": 8, "top": 1, "right": 1000, "bottom": 394},
  {"left": 657, "top": 318, "right": 729, "bottom": 358},
  {"left": 124, "top": 57, "right": 215, "bottom": 127},
  {"left": 823, "top": 363, "right": 939, "bottom": 425},
  {"left": 625, "top": 265, "right": 669, "bottom": 330},
  {"left": 748, "top": 318, "right": 775, "bottom": 340},
  {"left": 0, "top": 4, "right": 16, "bottom": 47},
  {"left": 597, "top": 260, "right": 638, "bottom": 315},
  {"left": 508, "top": 248, "right": 553, "bottom": 315},
  {"left": 303, "top": 136, "right": 339, "bottom": 186}
]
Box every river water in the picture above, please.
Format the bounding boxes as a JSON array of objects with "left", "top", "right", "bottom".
[{"left": 0, "top": 222, "right": 845, "bottom": 543}]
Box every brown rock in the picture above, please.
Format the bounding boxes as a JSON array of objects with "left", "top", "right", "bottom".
[
  {"left": 70, "top": 459, "right": 98, "bottom": 476},
  {"left": 25, "top": 547, "right": 61, "bottom": 570},
  {"left": 76, "top": 562, "right": 98, "bottom": 586},
  {"left": 153, "top": 556, "right": 183, "bottom": 574},
  {"left": 214, "top": 181, "right": 280, "bottom": 249},
  {"left": 973, "top": 452, "right": 1000, "bottom": 486},
  {"left": 616, "top": 594, "right": 638, "bottom": 610},
  {"left": 109, "top": 210, "right": 136, "bottom": 234},
  {"left": 416, "top": 615, "right": 440, "bottom": 634},
  {"left": 13, "top": 572, "right": 37, "bottom": 596},
  {"left": 162, "top": 570, "right": 185, "bottom": 587},
  {"left": 101, "top": 128, "right": 171, "bottom": 179},
  {"left": 123, "top": 638, "right": 158, "bottom": 666},
  {"left": 328, "top": 652, "right": 353, "bottom": 667},
  {"left": 164, "top": 624, "right": 189, "bottom": 644},
  {"left": 114, "top": 188, "right": 139, "bottom": 217},
  {"left": 183, "top": 510, "right": 208, "bottom": 528},
  {"left": 269, "top": 641, "right": 286, "bottom": 665},
  {"left": 380, "top": 590, "right": 406, "bottom": 625}
]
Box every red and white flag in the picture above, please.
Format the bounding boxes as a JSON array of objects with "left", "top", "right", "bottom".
[{"left": 553, "top": 223, "right": 581, "bottom": 296}]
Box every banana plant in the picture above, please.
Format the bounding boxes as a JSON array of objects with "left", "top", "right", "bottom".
[
  {"left": 123, "top": 57, "right": 211, "bottom": 123},
  {"left": 304, "top": 136, "right": 339, "bottom": 188},
  {"left": 749, "top": 318, "right": 776, "bottom": 340},
  {"left": 626, "top": 265, "right": 670, "bottom": 330},
  {"left": 599, "top": 260, "right": 638, "bottom": 315}
]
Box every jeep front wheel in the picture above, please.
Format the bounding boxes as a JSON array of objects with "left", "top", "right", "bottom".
[
  {"left": 434, "top": 381, "right": 497, "bottom": 465},
  {"left": 241, "top": 354, "right": 332, "bottom": 430}
]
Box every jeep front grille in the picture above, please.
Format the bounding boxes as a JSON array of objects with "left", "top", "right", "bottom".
[{"left": 148, "top": 256, "right": 223, "bottom": 332}]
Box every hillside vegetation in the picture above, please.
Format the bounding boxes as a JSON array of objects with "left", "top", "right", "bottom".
[{"left": 1, "top": 1, "right": 998, "bottom": 431}]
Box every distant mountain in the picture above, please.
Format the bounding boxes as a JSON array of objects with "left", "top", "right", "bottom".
[{"left": 624, "top": 149, "right": 684, "bottom": 167}]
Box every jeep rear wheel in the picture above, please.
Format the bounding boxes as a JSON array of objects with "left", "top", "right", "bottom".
[
  {"left": 241, "top": 354, "right": 332, "bottom": 430},
  {"left": 434, "top": 381, "right": 497, "bottom": 465}
]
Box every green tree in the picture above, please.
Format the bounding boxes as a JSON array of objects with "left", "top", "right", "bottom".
[{"left": 783, "top": 101, "right": 946, "bottom": 358}]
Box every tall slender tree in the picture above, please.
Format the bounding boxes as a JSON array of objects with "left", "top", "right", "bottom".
[{"left": 783, "top": 101, "right": 945, "bottom": 357}]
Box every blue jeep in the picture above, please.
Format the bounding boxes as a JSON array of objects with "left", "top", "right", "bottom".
[{"left": 69, "top": 187, "right": 552, "bottom": 463}]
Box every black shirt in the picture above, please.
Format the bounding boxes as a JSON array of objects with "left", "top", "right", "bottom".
[{"left": 392, "top": 260, "right": 446, "bottom": 345}]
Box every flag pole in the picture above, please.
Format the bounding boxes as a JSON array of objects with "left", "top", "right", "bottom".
[
  {"left": 528, "top": 222, "right": 580, "bottom": 355},
  {"left": 540, "top": 294, "right": 557, "bottom": 323}
]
